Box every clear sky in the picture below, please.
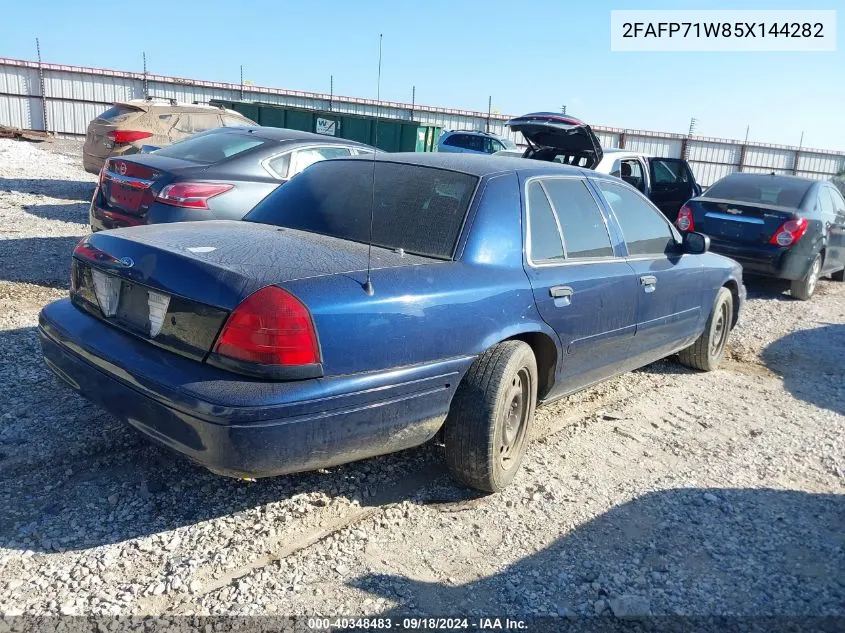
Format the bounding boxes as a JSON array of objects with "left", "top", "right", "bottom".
[{"left": 1, "top": 0, "right": 842, "bottom": 150}]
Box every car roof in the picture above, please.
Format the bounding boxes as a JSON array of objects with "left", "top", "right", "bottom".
[
  {"left": 116, "top": 100, "right": 247, "bottom": 117},
  {"left": 602, "top": 148, "right": 651, "bottom": 157},
  {"left": 207, "top": 126, "right": 372, "bottom": 146},
  {"left": 347, "top": 152, "right": 590, "bottom": 178},
  {"left": 443, "top": 129, "right": 507, "bottom": 139}
]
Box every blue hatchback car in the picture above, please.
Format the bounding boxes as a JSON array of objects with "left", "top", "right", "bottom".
[{"left": 39, "top": 154, "right": 745, "bottom": 492}]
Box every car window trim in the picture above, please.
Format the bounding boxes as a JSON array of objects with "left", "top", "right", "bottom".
[
  {"left": 261, "top": 144, "right": 356, "bottom": 180},
  {"left": 593, "top": 178, "right": 682, "bottom": 258},
  {"left": 541, "top": 177, "right": 616, "bottom": 261},
  {"left": 523, "top": 175, "right": 620, "bottom": 268}
]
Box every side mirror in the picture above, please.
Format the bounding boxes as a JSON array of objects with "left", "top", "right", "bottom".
[{"left": 684, "top": 231, "right": 710, "bottom": 255}]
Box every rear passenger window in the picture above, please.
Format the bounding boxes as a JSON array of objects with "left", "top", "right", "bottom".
[
  {"left": 542, "top": 179, "right": 613, "bottom": 259},
  {"left": 527, "top": 182, "right": 564, "bottom": 262},
  {"left": 597, "top": 181, "right": 676, "bottom": 256},
  {"left": 819, "top": 189, "right": 835, "bottom": 219}
]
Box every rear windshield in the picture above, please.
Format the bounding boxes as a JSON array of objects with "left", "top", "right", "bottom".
[
  {"left": 153, "top": 132, "right": 266, "bottom": 164},
  {"left": 246, "top": 160, "right": 478, "bottom": 259},
  {"left": 704, "top": 175, "right": 812, "bottom": 207},
  {"left": 97, "top": 105, "right": 139, "bottom": 122}
]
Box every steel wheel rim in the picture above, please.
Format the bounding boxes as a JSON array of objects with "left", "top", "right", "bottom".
[
  {"left": 710, "top": 301, "right": 730, "bottom": 357},
  {"left": 499, "top": 368, "right": 530, "bottom": 471},
  {"left": 807, "top": 257, "right": 821, "bottom": 295}
]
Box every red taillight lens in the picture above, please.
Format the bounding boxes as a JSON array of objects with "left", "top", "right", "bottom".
[
  {"left": 769, "top": 217, "right": 809, "bottom": 247},
  {"left": 676, "top": 204, "right": 695, "bottom": 232},
  {"left": 107, "top": 130, "right": 153, "bottom": 144},
  {"left": 213, "top": 286, "right": 320, "bottom": 367},
  {"left": 156, "top": 182, "right": 234, "bottom": 209}
]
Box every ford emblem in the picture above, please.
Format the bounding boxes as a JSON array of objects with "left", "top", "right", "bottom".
[{"left": 119, "top": 257, "right": 134, "bottom": 268}]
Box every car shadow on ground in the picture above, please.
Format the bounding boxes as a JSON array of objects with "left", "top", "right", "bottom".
[
  {"left": 0, "top": 178, "right": 95, "bottom": 202},
  {"left": 761, "top": 323, "right": 845, "bottom": 416},
  {"left": 742, "top": 276, "right": 796, "bottom": 301},
  {"left": 0, "top": 324, "right": 453, "bottom": 552},
  {"left": 19, "top": 201, "right": 90, "bottom": 224},
  {"left": 352, "top": 488, "right": 845, "bottom": 619},
  {"left": 0, "top": 236, "right": 84, "bottom": 288}
]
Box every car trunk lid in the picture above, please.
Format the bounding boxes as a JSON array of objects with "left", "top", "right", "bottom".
[
  {"left": 506, "top": 112, "right": 603, "bottom": 169},
  {"left": 689, "top": 197, "right": 798, "bottom": 244},
  {"left": 96, "top": 155, "right": 205, "bottom": 217},
  {"left": 85, "top": 104, "right": 147, "bottom": 159},
  {"left": 71, "top": 221, "right": 434, "bottom": 358}
]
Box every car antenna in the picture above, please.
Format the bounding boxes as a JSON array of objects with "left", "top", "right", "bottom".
[{"left": 362, "top": 33, "right": 383, "bottom": 297}]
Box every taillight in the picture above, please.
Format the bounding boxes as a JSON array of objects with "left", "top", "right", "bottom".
[
  {"left": 156, "top": 183, "right": 234, "bottom": 209},
  {"left": 212, "top": 286, "right": 320, "bottom": 367},
  {"left": 769, "top": 217, "right": 809, "bottom": 247},
  {"left": 676, "top": 204, "right": 695, "bottom": 232},
  {"left": 108, "top": 130, "right": 153, "bottom": 144}
]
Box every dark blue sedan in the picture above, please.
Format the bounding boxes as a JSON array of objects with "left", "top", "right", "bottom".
[{"left": 39, "top": 154, "right": 745, "bottom": 492}]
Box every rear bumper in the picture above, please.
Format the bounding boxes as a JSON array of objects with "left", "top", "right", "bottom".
[
  {"left": 90, "top": 196, "right": 219, "bottom": 231},
  {"left": 708, "top": 239, "right": 813, "bottom": 281},
  {"left": 38, "top": 299, "right": 465, "bottom": 478}
]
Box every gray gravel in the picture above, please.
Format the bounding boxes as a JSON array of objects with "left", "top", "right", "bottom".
[{"left": 0, "top": 138, "right": 842, "bottom": 618}]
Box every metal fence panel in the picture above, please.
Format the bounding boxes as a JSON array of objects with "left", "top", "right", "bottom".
[
  {"left": 686, "top": 140, "right": 741, "bottom": 166},
  {"left": 689, "top": 161, "right": 736, "bottom": 186},
  {"left": 744, "top": 146, "right": 794, "bottom": 171},
  {"left": 624, "top": 135, "right": 683, "bottom": 157},
  {"left": 0, "top": 94, "right": 37, "bottom": 130},
  {"left": 2, "top": 57, "right": 843, "bottom": 186}
]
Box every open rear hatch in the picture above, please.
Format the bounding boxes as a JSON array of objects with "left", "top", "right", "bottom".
[{"left": 506, "top": 112, "right": 603, "bottom": 169}]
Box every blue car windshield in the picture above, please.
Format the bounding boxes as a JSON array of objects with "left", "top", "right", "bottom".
[{"left": 245, "top": 160, "right": 479, "bottom": 259}]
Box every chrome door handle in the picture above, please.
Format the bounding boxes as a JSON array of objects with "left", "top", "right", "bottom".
[
  {"left": 640, "top": 275, "right": 657, "bottom": 293},
  {"left": 550, "top": 285, "right": 573, "bottom": 306}
]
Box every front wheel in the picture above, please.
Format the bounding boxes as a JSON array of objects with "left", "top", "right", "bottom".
[
  {"left": 444, "top": 341, "right": 537, "bottom": 493},
  {"left": 678, "top": 287, "right": 733, "bottom": 372},
  {"left": 791, "top": 254, "right": 822, "bottom": 300}
]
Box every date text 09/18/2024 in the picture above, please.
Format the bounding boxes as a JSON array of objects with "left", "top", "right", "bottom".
[{"left": 307, "top": 617, "right": 528, "bottom": 630}]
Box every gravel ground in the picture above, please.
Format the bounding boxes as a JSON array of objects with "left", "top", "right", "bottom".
[{"left": 0, "top": 138, "right": 842, "bottom": 620}]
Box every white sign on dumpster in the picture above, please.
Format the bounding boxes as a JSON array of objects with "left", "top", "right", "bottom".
[{"left": 316, "top": 118, "right": 337, "bottom": 136}]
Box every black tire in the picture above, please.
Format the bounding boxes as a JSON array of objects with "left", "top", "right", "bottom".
[
  {"left": 444, "top": 340, "right": 537, "bottom": 493},
  {"left": 832, "top": 267, "right": 845, "bottom": 282},
  {"left": 678, "top": 287, "right": 733, "bottom": 372},
  {"left": 791, "top": 254, "right": 822, "bottom": 301}
]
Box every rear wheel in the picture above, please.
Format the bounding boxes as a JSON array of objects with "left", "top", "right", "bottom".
[
  {"left": 678, "top": 287, "right": 733, "bottom": 372},
  {"left": 791, "top": 254, "right": 822, "bottom": 300},
  {"left": 444, "top": 341, "right": 537, "bottom": 493}
]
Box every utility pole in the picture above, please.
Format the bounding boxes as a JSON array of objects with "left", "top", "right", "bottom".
[
  {"left": 143, "top": 52, "right": 149, "bottom": 99},
  {"left": 793, "top": 131, "right": 804, "bottom": 175},
  {"left": 561, "top": 105, "right": 567, "bottom": 115},
  {"left": 240, "top": 65, "right": 244, "bottom": 101},
  {"left": 486, "top": 95, "right": 492, "bottom": 132},
  {"left": 410, "top": 85, "right": 415, "bottom": 120},
  {"left": 36, "top": 38, "right": 48, "bottom": 133},
  {"left": 329, "top": 75, "right": 333, "bottom": 112},
  {"left": 688, "top": 117, "right": 698, "bottom": 136},
  {"left": 744, "top": 125, "right": 750, "bottom": 144}
]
